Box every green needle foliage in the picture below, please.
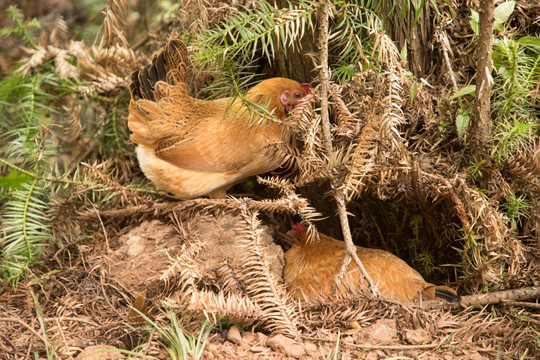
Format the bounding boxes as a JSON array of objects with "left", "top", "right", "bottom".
[
  {"left": 0, "top": 6, "right": 127, "bottom": 286},
  {"left": 0, "top": 5, "right": 40, "bottom": 48},
  {"left": 0, "top": 68, "right": 68, "bottom": 286},
  {"left": 192, "top": 0, "right": 390, "bottom": 91},
  {"left": 491, "top": 37, "right": 540, "bottom": 163},
  {"left": 1, "top": 180, "right": 51, "bottom": 285},
  {"left": 193, "top": 1, "right": 315, "bottom": 96}
]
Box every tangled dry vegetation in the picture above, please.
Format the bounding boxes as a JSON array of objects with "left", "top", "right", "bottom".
[{"left": 0, "top": 0, "right": 539, "bottom": 359}]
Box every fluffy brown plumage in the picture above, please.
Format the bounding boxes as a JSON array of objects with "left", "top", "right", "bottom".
[
  {"left": 284, "top": 224, "right": 459, "bottom": 304},
  {"left": 128, "top": 39, "right": 310, "bottom": 199}
]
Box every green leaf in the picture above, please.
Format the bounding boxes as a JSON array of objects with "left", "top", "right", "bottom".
[
  {"left": 0, "top": 171, "right": 31, "bottom": 191},
  {"left": 400, "top": 41, "right": 408, "bottom": 61},
  {"left": 410, "top": 81, "right": 418, "bottom": 107},
  {"left": 494, "top": 1, "right": 515, "bottom": 27},
  {"left": 517, "top": 36, "right": 540, "bottom": 48},
  {"left": 470, "top": 9, "right": 479, "bottom": 36},
  {"left": 455, "top": 107, "right": 471, "bottom": 140},
  {"left": 450, "top": 84, "right": 477, "bottom": 100}
]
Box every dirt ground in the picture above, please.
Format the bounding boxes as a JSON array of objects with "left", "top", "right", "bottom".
[{"left": 2, "top": 211, "right": 534, "bottom": 359}]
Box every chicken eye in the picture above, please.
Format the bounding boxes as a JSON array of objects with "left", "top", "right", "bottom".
[{"left": 294, "top": 92, "right": 301, "bottom": 99}]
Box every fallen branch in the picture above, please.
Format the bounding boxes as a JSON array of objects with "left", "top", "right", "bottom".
[
  {"left": 458, "top": 286, "right": 540, "bottom": 307},
  {"left": 302, "top": 335, "right": 439, "bottom": 350},
  {"left": 0, "top": 317, "right": 47, "bottom": 344},
  {"left": 502, "top": 301, "right": 540, "bottom": 310},
  {"left": 76, "top": 196, "right": 318, "bottom": 221}
]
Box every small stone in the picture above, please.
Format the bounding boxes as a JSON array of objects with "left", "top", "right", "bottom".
[
  {"left": 365, "top": 319, "right": 397, "bottom": 343},
  {"left": 462, "top": 350, "right": 489, "bottom": 360},
  {"left": 240, "top": 332, "right": 254, "bottom": 348},
  {"left": 254, "top": 332, "right": 268, "bottom": 344},
  {"left": 364, "top": 350, "right": 386, "bottom": 360},
  {"left": 267, "top": 334, "right": 305, "bottom": 358},
  {"left": 342, "top": 336, "right": 355, "bottom": 345},
  {"left": 226, "top": 326, "right": 242, "bottom": 345},
  {"left": 363, "top": 351, "right": 379, "bottom": 360},
  {"left": 304, "top": 341, "right": 318, "bottom": 354},
  {"left": 75, "top": 345, "right": 124, "bottom": 360},
  {"left": 250, "top": 346, "right": 267, "bottom": 353},
  {"left": 403, "top": 328, "right": 431, "bottom": 344}
]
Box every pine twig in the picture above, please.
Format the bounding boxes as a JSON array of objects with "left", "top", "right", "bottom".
[{"left": 317, "top": 0, "right": 376, "bottom": 294}]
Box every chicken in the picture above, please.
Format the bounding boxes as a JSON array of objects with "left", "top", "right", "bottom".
[
  {"left": 284, "top": 223, "right": 459, "bottom": 304},
  {"left": 128, "top": 39, "right": 311, "bottom": 199}
]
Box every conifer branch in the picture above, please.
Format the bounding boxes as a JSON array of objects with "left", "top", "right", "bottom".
[{"left": 317, "top": 0, "right": 376, "bottom": 294}]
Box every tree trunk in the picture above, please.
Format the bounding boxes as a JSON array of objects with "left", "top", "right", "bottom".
[
  {"left": 470, "top": 0, "right": 495, "bottom": 166},
  {"left": 273, "top": 0, "right": 317, "bottom": 82},
  {"left": 374, "top": 0, "right": 433, "bottom": 77}
]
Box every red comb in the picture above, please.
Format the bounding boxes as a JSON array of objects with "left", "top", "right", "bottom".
[
  {"left": 301, "top": 83, "right": 311, "bottom": 95},
  {"left": 291, "top": 222, "right": 307, "bottom": 235}
]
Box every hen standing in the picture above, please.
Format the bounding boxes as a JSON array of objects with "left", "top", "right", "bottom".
[
  {"left": 128, "top": 40, "right": 310, "bottom": 199},
  {"left": 284, "top": 223, "right": 459, "bottom": 304}
]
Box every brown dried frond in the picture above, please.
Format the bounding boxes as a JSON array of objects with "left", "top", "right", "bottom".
[
  {"left": 373, "top": 32, "right": 401, "bottom": 68},
  {"left": 47, "top": 14, "right": 69, "bottom": 47},
  {"left": 171, "top": 289, "right": 264, "bottom": 328},
  {"left": 63, "top": 95, "right": 83, "bottom": 140},
  {"left": 75, "top": 195, "right": 323, "bottom": 225},
  {"left": 236, "top": 209, "right": 300, "bottom": 338},
  {"left": 87, "top": 72, "right": 129, "bottom": 93},
  {"left": 80, "top": 161, "right": 148, "bottom": 204},
  {"left": 161, "top": 240, "right": 205, "bottom": 306},
  {"left": 257, "top": 176, "right": 296, "bottom": 195},
  {"left": 51, "top": 47, "right": 80, "bottom": 79},
  {"left": 379, "top": 67, "right": 409, "bottom": 165},
  {"left": 256, "top": 177, "right": 324, "bottom": 228},
  {"left": 66, "top": 41, "right": 137, "bottom": 93},
  {"left": 35, "top": 13, "right": 69, "bottom": 48},
  {"left": 330, "top": 84, "right": 360, "bottom": 138},
  {"left": 285, "top": 91, "right": 331, "bottom": 185},
  {"left": 301, "top": 293, "right": 437, "bottom": 333},
  {"left": 449, "top": 177, "right": 526, "bottom": 288},
  {"left": 178, "top": 0, "right": 210, "bottom": 32},
  {"left": 97, "top": 0, "right": 129, "bottom": 47},
  {"left": 446, "top": 307, "right": 538, "bottom": 358},
  {"left": 68, "top": 40, "right": 93, "bottom": 63},
  {"left": 93, "top": 44, "right": 140, "bottom": 75},
  {"left": 16, "top": 46, "right": 48, "bottom": 75},
  {"left": 216, "top": 261, "right": 245, "bottom": 294},
  {"left": 341, "top": 111, "right": 381, "bottom": 200},
  {"left": 17, "top": 45, "right": 80, "bottom": 79},
  {"left": 505, "top": 143, "right": 540, "bottom": 185}
]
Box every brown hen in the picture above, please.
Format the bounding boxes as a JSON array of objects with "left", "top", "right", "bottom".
[
  {"left": 284, "top": 224, "right": 459, "bottom": 304},
  {"left": 128, "top": 40, "right": 310, "bottom": 199}
]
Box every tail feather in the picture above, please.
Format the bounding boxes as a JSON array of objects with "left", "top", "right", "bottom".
[
  {"left": 129, "top": 39, "right": 188, "bottom": 101},
  {"left": 425, "top": 285, "right": 460, "bottom": 303},
  {"left": 434, "top": 286, "right": 460, "bottom": 303}
]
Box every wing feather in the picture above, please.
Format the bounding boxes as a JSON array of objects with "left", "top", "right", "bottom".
[{"left": 129, "top": 39, "right": 285, "bottom": 174}]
